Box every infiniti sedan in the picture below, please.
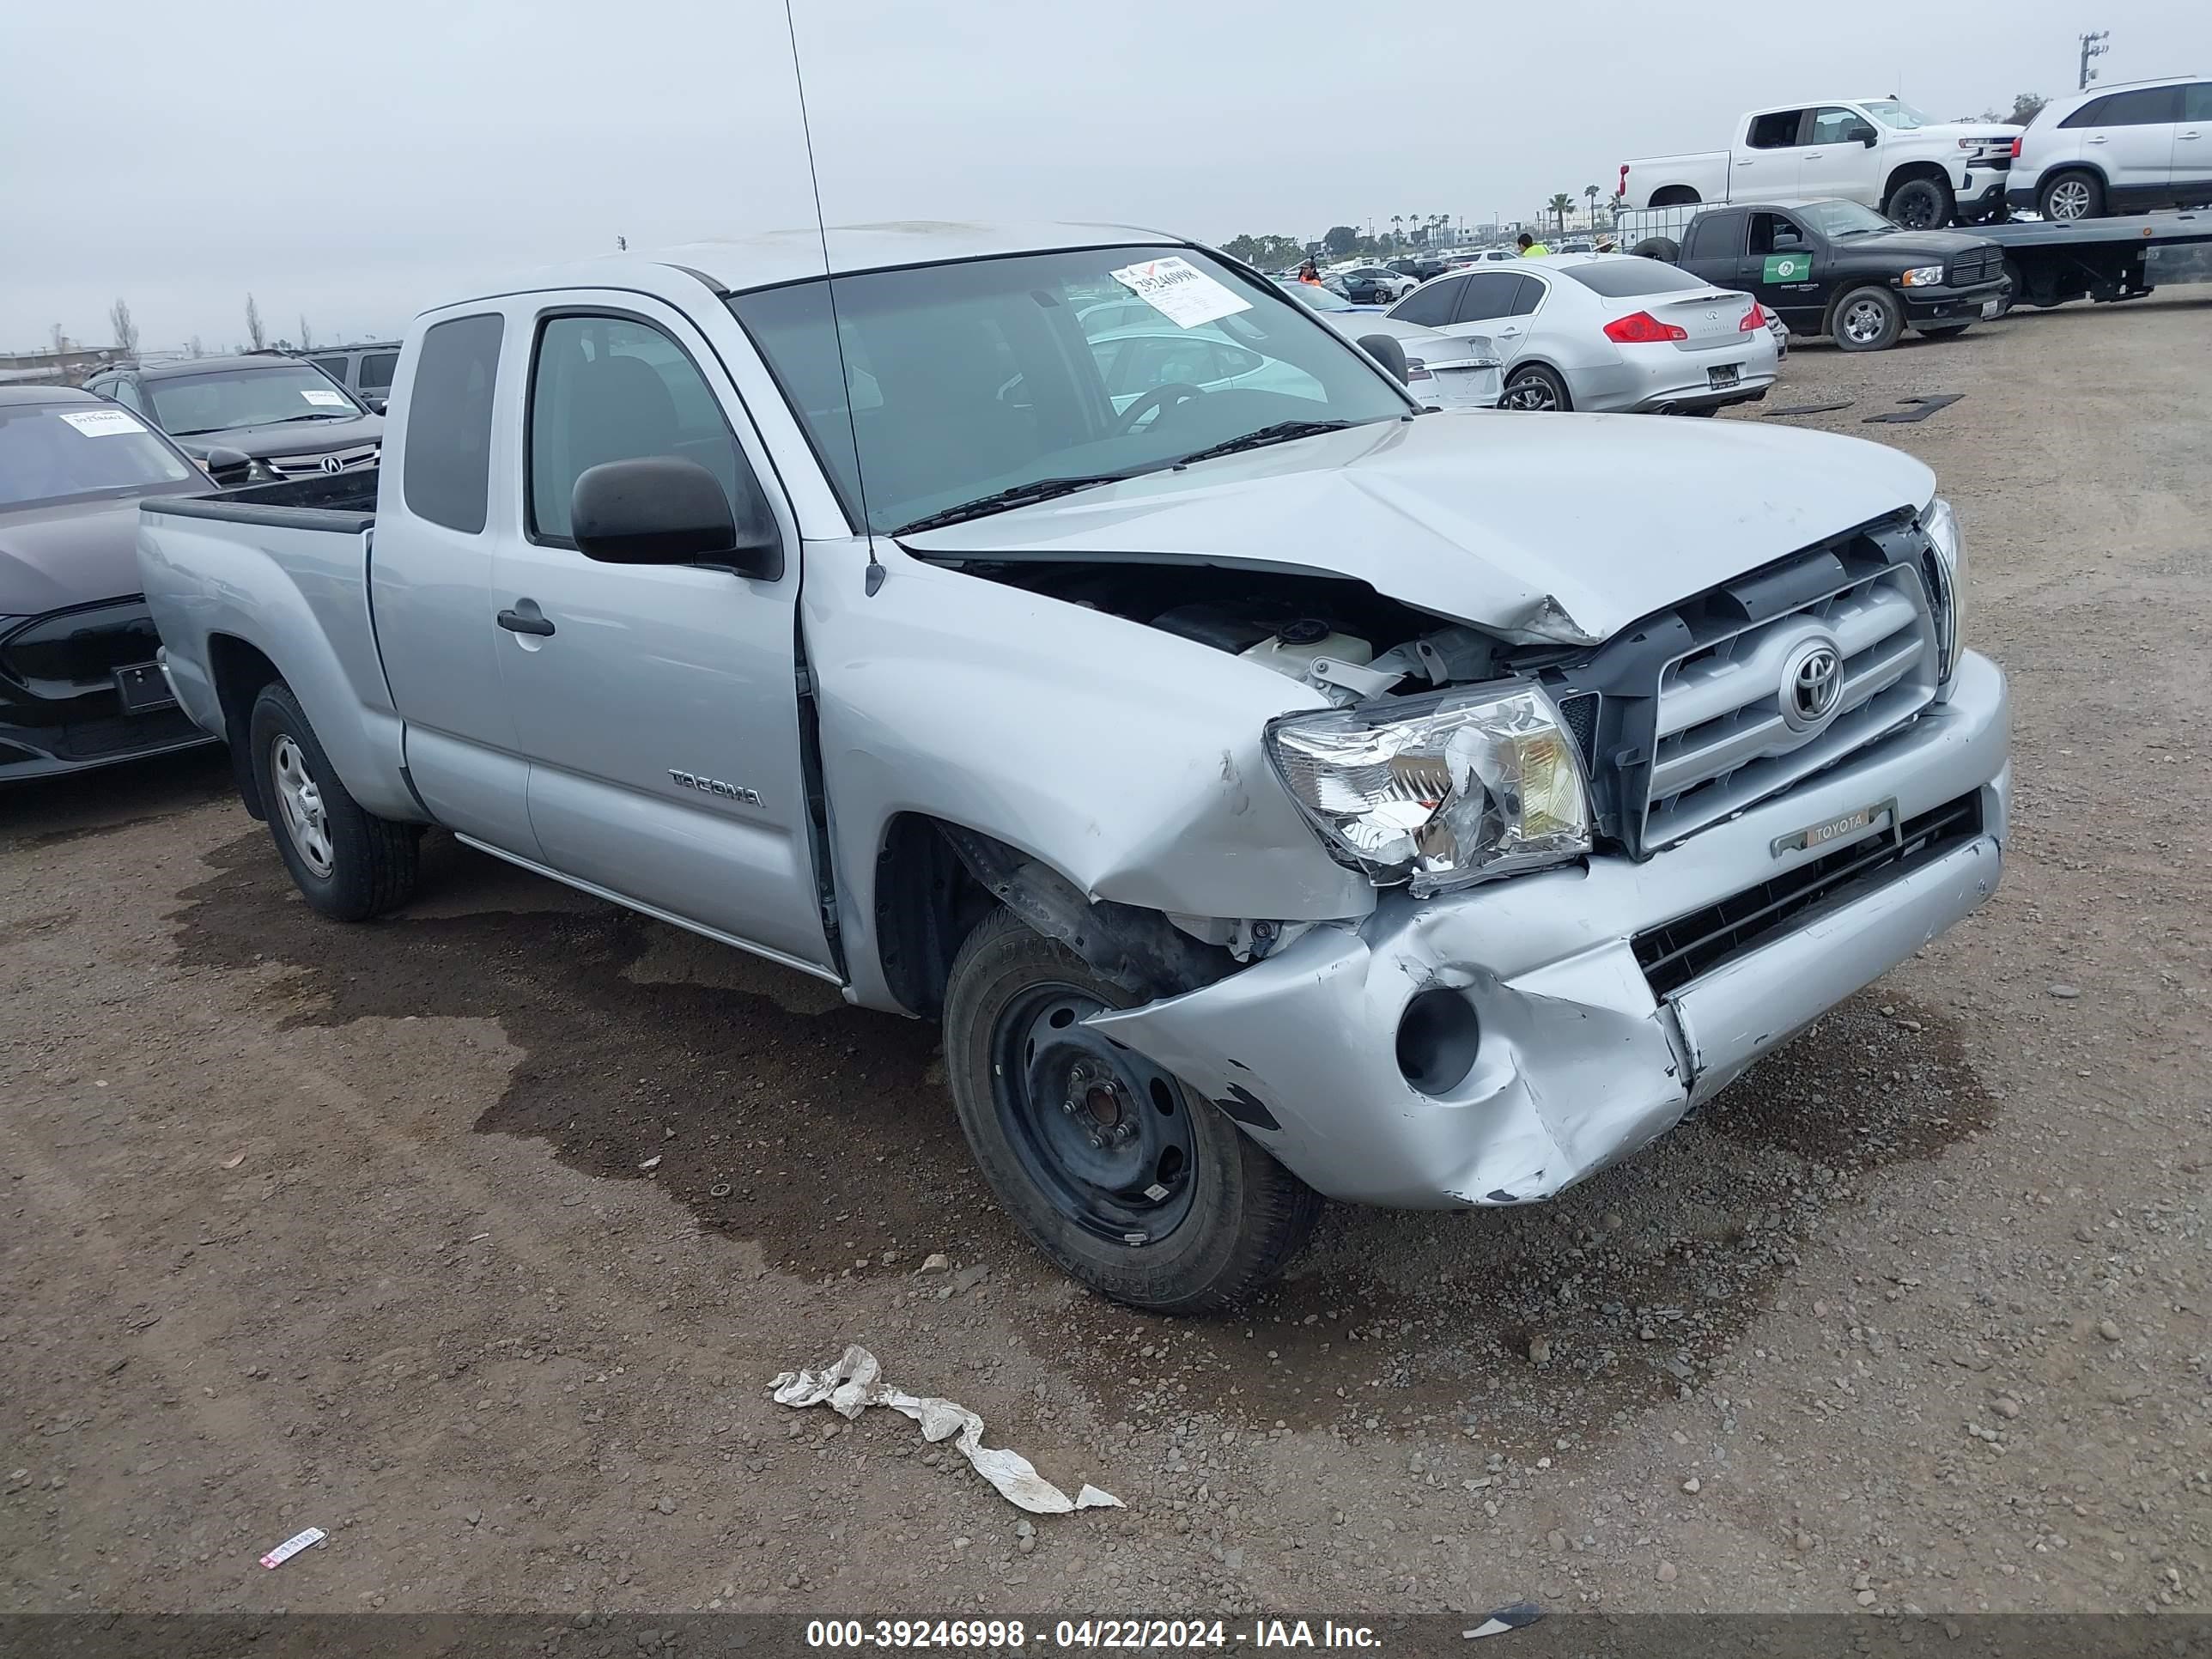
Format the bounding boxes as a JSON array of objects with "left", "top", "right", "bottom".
[{"left": 1389, "top": 254, "right": 1777, "bottom": 413}]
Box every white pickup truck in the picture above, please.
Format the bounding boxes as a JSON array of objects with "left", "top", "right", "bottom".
[
  {"left": 1620, "top": 98, "right": 2021, "bottom": 228},
  {"left": 137, "top": 222, "right": 2008, "bottom": 1313}
]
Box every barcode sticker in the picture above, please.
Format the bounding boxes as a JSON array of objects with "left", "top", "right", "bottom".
[
  {"left": 259, "top": 1526, "right": 326, "bottom": 1569},
  {"left": 59, "top": 409, "right": 147, "bottom": 438},
  {"left": 300, "top": 388, "right": 347, "bottom": 406}
]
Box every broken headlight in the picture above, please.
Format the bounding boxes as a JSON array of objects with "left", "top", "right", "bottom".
[
  {"left": 1266, "top": 682, "right": 1592, "bottom": 896},
  {"left": 1922, "top": 495, "right": 1966, "bottom": 679}
]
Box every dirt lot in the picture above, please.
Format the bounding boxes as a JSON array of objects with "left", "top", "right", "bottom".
[{"left": 4, "top": 293, "right": 2208, "bottom": 1624}]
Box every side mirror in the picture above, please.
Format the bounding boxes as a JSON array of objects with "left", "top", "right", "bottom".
[
  {"left": 201, "top": 446, "right": 252, "bottom": 483},
  {"left": 1357, "top": 333, "right": 1412, "bottom": 386},
  {"left": 570, "top": 455, "right": 782, "bottom": 580},
  {"left": 364, "top": 396, "right": 387, "bottom": 415},
  {"left": 1856, "top": 125, "right": 1879, "bottom": 147}
]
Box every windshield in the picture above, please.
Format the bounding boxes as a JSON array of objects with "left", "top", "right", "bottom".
[
  {"left": 1862, "top": 99, "right": 1934, "bottom": 130},
  {"left": 1278, "top": 280, "right": 1355, "bottom": 312},
  {"left": 1797, "top": 198, "right": 1897, "bottom": 237},
  {"left": 731, "top": 245, "right": 1410, "bottom": 536},
  {"left": 0, "top": 403, "right": 198, "bottom": 511},
  {"left": 147, "top": 365, "right": 365, "bottom": 434}
]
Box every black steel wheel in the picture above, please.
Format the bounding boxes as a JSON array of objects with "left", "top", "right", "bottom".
[
  {"left": 1885, "top": 177, "right": 1953, "bottom": 230},
  {"left": 941, "top": 908, "right": 1321, "bottom": 1312}
]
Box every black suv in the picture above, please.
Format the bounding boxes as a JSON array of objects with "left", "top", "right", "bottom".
[{"left": 83, "top": 354, "right": 383, "bottom": 486}]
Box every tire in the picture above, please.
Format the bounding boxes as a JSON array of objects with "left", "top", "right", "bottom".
[
  {"left": 1830, "top": 285, "right": 1905, "bottom": 352},
  {"left": 1630, "top": 236, "right": 1680, "bottom": 263},
  {"left": 1500, "top": 363, "right": 1571, "bottom": 411},
  {"left": 941, "top": 908, "right": 1322, "bottom": 1313},
  {"left": 247, "top": 681, "right": 420, "bottom": 921},
  {"left": 1884, "top": 177, "right": 1953, "bottom": 230},
  {"left": 1917, "top": 324, "right": 1972, "bottom": 339},
  {"left": 2039, "top": 169, "right": 2103, "bottom": 222}
]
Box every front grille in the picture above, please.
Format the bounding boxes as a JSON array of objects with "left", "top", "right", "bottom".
[
  {"left": 1642, "top": 562, "right": 1937, "bottom": 851},
  {"left": 1947, "top": 248, "right": 2003, "bottom": 286},
  {"left": 269, "top": 443, "right": 378, "bottom": 477},
  {"left": 1632, "top": 792, "right": 1984, "bottom": 997},
  {"left": 1, "top": 602, "right": 161, "bottom": 689}
]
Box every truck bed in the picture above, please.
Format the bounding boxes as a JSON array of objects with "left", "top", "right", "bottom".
[{"left": 141, "top": 468, "right": 378, "bottom": 531}]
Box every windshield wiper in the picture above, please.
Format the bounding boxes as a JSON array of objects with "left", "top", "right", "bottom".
[
  {"left": 272, "top": 412, "right": 353, "bottom": 423},
  {"left": 1169, "top": 419, "right": 1358, "bottom": 468},
  {"left": 894, "top": 473, "right": 1130, "bottom": 535}
]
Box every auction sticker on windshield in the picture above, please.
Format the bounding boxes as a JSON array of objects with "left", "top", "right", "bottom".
[
  {"left": 300, "top": 388, "right": 348, "bottom": 406},
  {"left": 1111, "top": 256, "right": 1254, "bottom": 329},
  {"left": 58, "top": 409, "right": 149, "bottom": 438}
]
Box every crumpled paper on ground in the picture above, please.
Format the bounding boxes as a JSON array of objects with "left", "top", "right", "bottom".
[{"left": 771, "top": 1345, "right": 1122, "bottom": 1515}]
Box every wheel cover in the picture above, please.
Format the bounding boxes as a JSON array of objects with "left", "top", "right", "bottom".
[
  {"left": 1502, "top": 373, "right": 1558, "bottom": 410},
  {"left": 1893, "top": 188, "right": 1938, "bottom": 228},
  {"left": 989, "top": 982, "right": 1198, "bottom": 1245},
  {"left": 270, "top": 734, "right": 334, "bottom": 878},
  {"left": 1841, "top": 299, "right": 1887, "bottom": 344},
  {"left": 2048, "top": 179, "right": 2091, "bottom": 220}
]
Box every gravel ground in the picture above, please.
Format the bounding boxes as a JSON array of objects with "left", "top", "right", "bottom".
[{"left": 3, "top": 292, "right": 2207, "bottom": 1622}]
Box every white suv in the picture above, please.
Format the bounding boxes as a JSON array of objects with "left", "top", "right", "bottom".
[{"left": 2008, "top": 76, "right": 2212, "bottom": 220}]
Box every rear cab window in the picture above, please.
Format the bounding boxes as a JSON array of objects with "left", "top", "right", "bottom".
[
  {"left": 403, "top": 314, "right": 503, "bottom": 534},
  {"left": 1745, "top": 108, "right": 1807, "bottom": 149}
]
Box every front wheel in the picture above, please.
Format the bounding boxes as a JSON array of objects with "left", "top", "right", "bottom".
[
  {"left": 941, "top": 908, "right": 1322, "bottom": 1313},
  {"left": 1499, "top": 364, "right": 1571, "bottom": 411},
  {"left": 1884, "top": 177, "right": 1954, "bottom": 230},
  {"left": 247, "top": 682, "right": 420, "bottom": 921},
  {"left": 1831, "top": 286, "right": 1905, "bottom": 352}
]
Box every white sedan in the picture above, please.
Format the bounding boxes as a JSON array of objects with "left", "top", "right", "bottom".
[
  {"left": 1387, "top": 253, "right": 1777, "bottom": 415},
  {"left": 1276, "top": 282, "right": 1503, "bottom": 409}
]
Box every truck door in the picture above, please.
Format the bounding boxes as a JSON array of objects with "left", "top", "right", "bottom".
[
  {"left": 1796, "top": 106, "right": 1883, "bottom": 207},
  {"left": 1735, "top": 107, "right": 1811, "bottom": 196},
  {"left": 488, "top": 294, "right": 835, "bottom": 975},
  {"left": 1743, "top": 210, "right": 1826, "bottom": 330},
  {"left": 369, "top": 310, "right": 545, "bottom": 860}
]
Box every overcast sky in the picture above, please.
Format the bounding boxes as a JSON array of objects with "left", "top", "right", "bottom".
[{"left": 4, "top": 0, "right": 2207, "bottom": 351}]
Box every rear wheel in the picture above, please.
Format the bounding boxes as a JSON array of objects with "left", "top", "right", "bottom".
[
  {"left": 1831, "top": 286, "right": 1905, "bottom": 352},
  {"left": 1884, "top": 177, "right": 1954, "bottom": 230},
  {"left": 2039, "top": 170, "right": 2103, "bottom": 222},
  {"left": 1630, "top": 236, "right": 1680, "bottom": 263},
  {"left": 941, "top": 908, "right": 1322, "bottom": 1313},
  {"left": 1500, "top": 363, "right": 1571, "bottom": 411},
  {"left": 248, "top": 682, "right": 420, "bottom": 921}
]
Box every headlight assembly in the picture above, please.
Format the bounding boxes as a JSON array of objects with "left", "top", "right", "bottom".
[
  {"left": 1267, "top": 682, "right": 1592, "bottom": 895},
  {"left": 1922, "top": 495, "right": 1966, "bottom": 678},
  {"left": 1900, "top": 265, "right": 1946, "bottom": 287}
]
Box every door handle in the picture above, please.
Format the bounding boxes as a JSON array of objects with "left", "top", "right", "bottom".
[
  {"left": 2086, "top": 135, "right": 2107, "bottom": 143},
  {"left": 2180, "top": 131, "right": 2203, "bottom": 140},
  {"left": 497, "top": 608, "right": 556, "bottom": 637}
]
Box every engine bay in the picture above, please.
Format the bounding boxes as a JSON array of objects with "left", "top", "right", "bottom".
[{"left": 951, "top": 559, "right": 1558, "bottom": 703}]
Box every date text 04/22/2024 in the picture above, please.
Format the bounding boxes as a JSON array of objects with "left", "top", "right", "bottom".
[{"left": 804, "top": 1620, "right": 1382, "bottom": 1649}]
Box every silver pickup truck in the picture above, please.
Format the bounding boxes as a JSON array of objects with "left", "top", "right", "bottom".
[{"left": 138, "top": 222, "right": 2009, "bottom": 1312}]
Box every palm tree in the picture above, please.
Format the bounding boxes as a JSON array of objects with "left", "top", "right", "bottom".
[
  {"left": 1547, "top": 193, "right": 1574, "bottom": 236},
  {"left": 1583, "top": 185, "right": 1600, "bottom": 225},
  {"left": 1391, "top": 214, "right": 1403, "bottom": 246}
]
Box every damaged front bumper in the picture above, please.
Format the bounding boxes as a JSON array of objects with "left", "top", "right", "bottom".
[{"left": 1090, "top": 651, "right": 2009, "bottom": 1208}]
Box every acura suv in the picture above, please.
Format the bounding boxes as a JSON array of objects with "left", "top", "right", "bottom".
[{"left": 83, "top": 354, "right": 383, "bottom": 487}]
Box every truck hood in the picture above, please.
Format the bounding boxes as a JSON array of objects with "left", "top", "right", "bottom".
[
  {"left": 1913, "top": 120, "right": 2021, "bottom": 148},
  {"left": 899, "top": 413, "right": 1936, "bottom": 645},
  {"left": 1842, "top": 226, "right": 2001, "bottom": 264}
]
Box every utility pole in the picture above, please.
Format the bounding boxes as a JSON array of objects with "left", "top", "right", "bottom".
[{"left": 2078, "top": 30, "right": 2109, "bottom": 91}]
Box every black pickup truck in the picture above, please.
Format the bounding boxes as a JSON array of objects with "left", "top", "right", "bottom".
[{"left": 1632, "top": 198, "right": 2012, "bottom": 351}]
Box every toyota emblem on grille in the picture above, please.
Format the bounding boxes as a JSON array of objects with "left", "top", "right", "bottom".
[
  {"left": 319, "top": 454, "right": 345, "bottom": 474},
  {"left": 1780, "top": 637, "right": 1844, "bottom": 732}
]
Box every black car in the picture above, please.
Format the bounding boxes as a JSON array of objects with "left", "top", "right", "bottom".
[
  {"left": 0, "top": 387, "right": 220, "bottom": 779},
  {"left": 1387, "top": 256, "right": 1448, "bottom": 283},
  {"left": 1643, "top": 198, "right": 2011, "bottom": 351},
  {"left": 83, "top": 353, "right": 383, "bottom": 487}
]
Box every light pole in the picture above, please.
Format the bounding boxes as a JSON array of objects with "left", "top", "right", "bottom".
[{"left": 2078, "top": 30, "right": 2109, "bottom": 91}]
